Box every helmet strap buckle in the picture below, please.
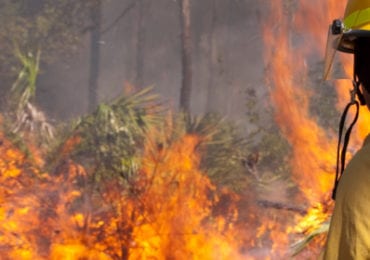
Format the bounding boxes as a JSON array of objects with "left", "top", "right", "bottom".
[{"left": 352, "top": 80, "right": 366, "bottom": 105}]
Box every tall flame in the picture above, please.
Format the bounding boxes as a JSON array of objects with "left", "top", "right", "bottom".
[
  {"left": 263, "top": 0, "right": 370, "bottom": 256},
  {"left": 5, "top": 1, "right": 370, "bottom": 258},
  {"left": 263, "top": 0, "right": 340, "bottom": 204}
]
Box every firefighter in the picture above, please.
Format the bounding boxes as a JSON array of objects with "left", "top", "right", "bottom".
[{"left": 323, "top": 0, "right": 370, "bottom": 259}]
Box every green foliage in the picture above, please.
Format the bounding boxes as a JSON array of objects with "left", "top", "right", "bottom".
[
  {"left": 4, "top": 48, "right": 55, "bottom": 144},
  {"left": 0, "top": 0, "right": 101, "bottom": 87},
  {"left": 9, "top": 47, "right": 40, "bottom": 111},
  {"left": 185, "top": 113, "right": 253, "bottom": 191},
  {"left": 46, "top": 104, "right": 255, "bottom": 193},
  {"left": 245, "top": 87, "right": 260, "bottom": 125},
  {"left": 245, "top": 85, "right": 293, "bottom": 179},
  {"left": 257, "top": 125, "right": 292, "bottom": 176},
  {"left": 67, "top": 87, "right": 163, "bottom": 183}
]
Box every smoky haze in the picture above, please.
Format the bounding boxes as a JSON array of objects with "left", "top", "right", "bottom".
[
  {"left": 0, "top": 1, "right": 340, "bottom": 258},
  {"left": 36, "top": 0, "right": 266, "bottom": 129}
]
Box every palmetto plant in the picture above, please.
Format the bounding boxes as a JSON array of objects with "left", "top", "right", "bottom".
[
  {"left": 184, "top": 113, "right": 253, "bottom": 190},
  {"left": 11, "top": 47, "right": 39, "bottom": 108},
  {"left": 66, "top": 87, "right": 163, "bottom": 183},
  {"left": 9, "top": 47, "right": 54, "bottom": 141}
]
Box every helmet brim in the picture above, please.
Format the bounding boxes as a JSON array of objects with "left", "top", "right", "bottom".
[
  {"left": 338, "top": 30, "right": 370, "bottom": 53},
  {"left": 323, "top": 28, "right": 370, "bottom": 80}
]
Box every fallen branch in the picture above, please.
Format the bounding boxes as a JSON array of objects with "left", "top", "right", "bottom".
[{"left": 257, "top": 200, "right": 307, "bottom": 215}]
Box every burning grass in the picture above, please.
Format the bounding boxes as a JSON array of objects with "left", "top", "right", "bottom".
[
  {"left": 1, "top": 0, "right": 351, "bottom": 253},
  {"left": 0, "top": 96, "right": 249, "bottom": 259},
  {"left": 0, "top": 80, "right": 338, "bottom": 259}
]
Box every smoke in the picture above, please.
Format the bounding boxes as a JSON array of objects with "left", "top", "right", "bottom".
[{"left": 36, "top": 0, "right": 266, "bottom": 127}]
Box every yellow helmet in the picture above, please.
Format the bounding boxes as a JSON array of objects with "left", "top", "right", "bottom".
[{"left": 324, "top": 0, "right": 370, "bottom": 79}]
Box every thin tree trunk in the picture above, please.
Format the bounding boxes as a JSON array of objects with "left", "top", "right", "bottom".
[
  {"left": 88, "top": 1, "right": 102, "bottom": 112},
  {"left": 179, "top": 0, "right": 192, "bottom": 113},
  {"left": 135, "top": 0, "right": 145, "bottom": 89},
  {"left": 206, "top": 0, "right": 216, "bottom": 112}
]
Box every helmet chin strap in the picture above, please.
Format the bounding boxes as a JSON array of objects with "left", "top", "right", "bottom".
[
  {"left": 356, "top": 81, "right": 366, "bottom": 106},
  {"left": 332, "top": 80, "right": 362, "bottom": 200}
]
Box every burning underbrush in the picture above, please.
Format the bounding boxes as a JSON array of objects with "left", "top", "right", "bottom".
[
  {"left": 0, "top": 129, "right": 238, "bottom": 259},
  {"left": 0, "top": 84, "right": 331, "bottom": 259},
  {"left": 0, "top": 90, "right": 254, "bottom": 259},
  {"left": 1, "top": 0, "right": 350, "bottom": 257},
  {"left": 0, "top": 43, "right": 334, "bottom": 259}
]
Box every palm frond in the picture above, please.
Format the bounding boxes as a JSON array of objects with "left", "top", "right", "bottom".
[
  {"left": 7, "top": 47, "right": 54, "bottom": 143},
  {"left": 291, "top": 221, "right": 330, "bottom": 256},
  {"left": 11, "top": 47, "right": 41, "bottom": 107},
  {"left": 63, "top": 87, "right": 163, "bottom": 183},
  {"left": 182, "top": 113, "right": 253, "bottom": 190}
]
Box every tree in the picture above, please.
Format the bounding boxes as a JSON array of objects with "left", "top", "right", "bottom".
[
  {"left": 134, "top": 0, "right": 146, "bottom": 89},
  {"left": 0, "top": 0, "right": 101, "bottom": 96},
  {"left": 206, "top": 0, "right": 217, "bottom": 112},
  {"left": 88, "top": 0, "right": 102, "bottom": 112},
  {"left": 179, "top": 0, "right": 193, "bottom": 113}
]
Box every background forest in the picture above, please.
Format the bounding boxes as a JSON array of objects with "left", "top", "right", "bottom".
[{"left": 0, "top": 0, "right": 342, "bottom": 259}]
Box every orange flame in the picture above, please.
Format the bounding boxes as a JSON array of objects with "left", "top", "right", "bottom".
[
  {"left": 5, "top": 1, "right": 370, "bottom": 258},
  {"left": 262, "top": 0, "right": 370, "bottom": 257},
  {"left": 263, "top": 1, "right": 339, "bottom": 204},
  {"left": 260, "top": 0, "right": 366, "bottom": 256},
  {"left": 0, "top": 122, "right": 245, "bottom": 259},
  {"left": 126, "top": 134, "right": 241, "bottom": 259}
]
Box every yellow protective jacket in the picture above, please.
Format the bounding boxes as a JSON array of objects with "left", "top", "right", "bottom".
[{"left": 323, "top": 135, "right": 370, "bottom": 259}]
